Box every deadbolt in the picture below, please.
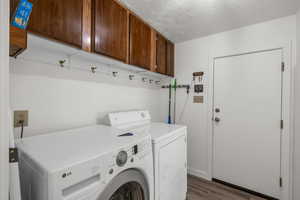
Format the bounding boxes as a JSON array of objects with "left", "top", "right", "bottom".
[
  {"left": 214, "top": 117, "right": 221, "bottom": 122},
  {"left": 215, "top": 108, "right": 220, "bottom": 113}
]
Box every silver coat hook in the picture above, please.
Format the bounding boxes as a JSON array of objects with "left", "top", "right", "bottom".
[
  {"left": 142, "top": 77, "right": 147, "bottom": 82},
  {"left": 112, "top": 72, "right": 118, "bottom": 77},
  {"left": 91, "top": 66, "right": 97, "bottom": 73},
  {"left": 149, "top": 79, "right": 153, "bottom": 84},
  {"left": 129, "top": 75, "right": 135, "bottom": 80},
  {"left": 59, "top": 60, "right": 66, "bottom": 68}
]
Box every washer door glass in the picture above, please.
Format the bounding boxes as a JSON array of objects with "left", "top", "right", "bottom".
[
  {"left": 97, "top": 170, "right": 149, "bottom": 200},
  {"left": 109, "top": 182, "right": 144, "bottom": 200}
]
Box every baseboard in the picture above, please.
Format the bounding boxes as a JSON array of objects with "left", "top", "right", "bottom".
[{"left": 187, "top": 168, "right": 211, "bottom": 180}]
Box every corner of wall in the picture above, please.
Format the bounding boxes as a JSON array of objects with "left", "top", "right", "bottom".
[{"left": 294, "top": 8, "right": 300, "bottom": 200}]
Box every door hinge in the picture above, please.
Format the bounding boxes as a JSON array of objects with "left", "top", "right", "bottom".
[
  {"left": 281, "top": 62, "right": 285, "bottom": 72},
  {"left": 281, "top": 120, "right": 284, "bottom": 129},
  {"left": 280, "top": 177, "right": 283, "bottom": 187},
  {"left": 9, "top": 148, "right": 19, "bottom": 163}
]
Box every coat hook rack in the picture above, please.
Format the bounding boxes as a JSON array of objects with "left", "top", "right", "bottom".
[{"left": 18, "top": 53, "right": 165, "bottom": 88}]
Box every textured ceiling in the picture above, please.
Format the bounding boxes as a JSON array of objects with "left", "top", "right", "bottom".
[{"left": 119, "top": 0, "right": 299, "bottom": 43}]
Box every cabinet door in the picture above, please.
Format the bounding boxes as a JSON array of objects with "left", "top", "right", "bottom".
[
  {"left": 28, "top": 0, "right": 83, "bottom": 47},
  {"left": 10, "top": 26, "right": 27, "bottom": 57},
  {"left": 166, "top": 41, "right": 175, "bottom": 77},
  {"left": 10, "top": 0, "right": 28, "bottom": 57},
  {"left": 94, "top": 0, "right": 128, "bottom": 62},
  {"left": 129, "top": 14, "right": 153, "bottom": 70},
  {"left": 156, "top": 33, "right": 167, "bottom": 74}
]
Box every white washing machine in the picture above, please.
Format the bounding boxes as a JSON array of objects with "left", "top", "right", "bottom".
[
  {"left": 106, "top": 110, "right": 187, "bottom": 200},
  {"left": 16, "top": 125, "right": 154, "bottom": 200}
]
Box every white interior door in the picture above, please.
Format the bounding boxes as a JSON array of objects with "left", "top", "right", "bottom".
[{"left": 213, "top": 49, "right": 282, "bottom": 199}]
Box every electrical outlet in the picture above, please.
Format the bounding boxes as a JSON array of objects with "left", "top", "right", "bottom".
[{"left": 14, "top": 110, "right": 29, "bottom": 128}]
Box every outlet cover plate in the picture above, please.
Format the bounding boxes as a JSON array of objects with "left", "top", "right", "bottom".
[{"left": 14, "top": 110, "right": 29, "bottom": 128}]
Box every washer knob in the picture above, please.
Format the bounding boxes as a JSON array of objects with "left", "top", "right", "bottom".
[{"left": 116, "top": 151, "right": 128, "bottom": 167}]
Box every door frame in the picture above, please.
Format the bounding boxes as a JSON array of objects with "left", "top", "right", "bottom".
[
  {"left": 207, "top": 42, "right": 294, "bottom": 200},
  {"left": 0, "top": 0, "right": 10, "bottom": 199}
]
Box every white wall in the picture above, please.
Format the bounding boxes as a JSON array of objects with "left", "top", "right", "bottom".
[
  {"left": 10, "top": 59, "right": 164, "bottom": 137},
  {"left": 294, "top": 9, "right": 300, "bottom": 200},
  {"left": 173, "top": 16, "right": 296, "bottom": 179}
]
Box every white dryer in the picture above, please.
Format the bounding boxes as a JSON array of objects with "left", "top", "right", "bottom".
[
  {"left": 107, "top": 110, "right": 187, "bottom": 200},
  {"left": 17, "top": 125, "right": 154, "bottom": 200}
]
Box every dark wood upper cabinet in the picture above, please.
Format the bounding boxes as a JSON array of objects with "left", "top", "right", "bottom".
[
  {"left": 93, "top": 0, "right": 128, "bottom": 62},
  {"left": 10, "top": 26, "right": 27, "bottom": 57},
  {"left": 10, "top": 0, "right": 28, "bottom": 57},
  {"left": 21, "top": 0, "right": 174, "bottom": 75},
  {"left": 129, "top": 14, "right": 154, "bottom": 70},
  {"left": 166, "top": 41, "right": 175, "bottom": 77},
  {"left": 28, "top": 0, "right": 83, "bottom": 48},
  {"left": 155, "top": 33, "right": 175, "bottom": 77},
  {"left": 156, "top": 33, "right": 167, "bottom": 74}
]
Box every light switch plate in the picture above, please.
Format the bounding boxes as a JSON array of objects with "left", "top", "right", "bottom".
[
  {"left": 193, "top": 96, "right": 204, "bottom": 103},
  {"left": 14, "top": 110, "right": 29, "bottom": 128}
]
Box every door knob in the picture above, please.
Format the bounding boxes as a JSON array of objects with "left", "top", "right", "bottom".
[{"left": 214, "top": 117, "right": 221, "bottom": 122}]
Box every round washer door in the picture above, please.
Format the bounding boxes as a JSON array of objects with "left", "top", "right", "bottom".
[{"left": 98, "top": 169, "right": 149, "bottom": 200}]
